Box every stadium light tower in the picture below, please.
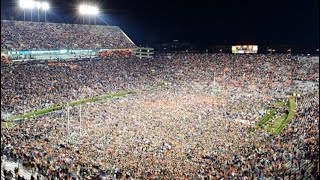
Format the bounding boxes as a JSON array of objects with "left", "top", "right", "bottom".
[
  {"left": 42, "top": 2, "right": 49, "bottom": 22},
  {"left": 19, "top": 0, "right": 36, "bottom": 21},
  {"left": 79, "top": 4, "right": 99, "bottom": 25},
  {"left": 36, "top": 2, "right": 41, "bottom": 22}
]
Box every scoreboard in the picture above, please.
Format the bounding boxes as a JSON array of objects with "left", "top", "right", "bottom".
[{"left": 232, "top": 45, "right": 258, "bottom": 54}]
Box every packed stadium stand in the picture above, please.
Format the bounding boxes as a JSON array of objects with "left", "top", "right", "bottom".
[
  {"left": 1, "top": 20, "right": 136, "bottom": 51},
  {"left": 1, "top": 20, "right": 319, "bottom": 179},
  {"left": 1, "top": 52, "right": 319, "bottom": 179}
]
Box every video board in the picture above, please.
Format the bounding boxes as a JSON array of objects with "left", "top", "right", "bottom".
[{"left": 232, "top": 45, "right": 258, "bottom": 54}]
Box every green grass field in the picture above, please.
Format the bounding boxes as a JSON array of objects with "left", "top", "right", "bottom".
[
  {"left": 6, "top": 91, "right": 130, "bottom": 122},
  {"left": 1, "top": 121, "right": 14, "bottom": 128},
  {"left": 273, "top": 97, "right": 297, "bottom": 135},
  {"left": 2, "top": 88, "right": 297, "bottom": 135},
  {"left": 257, "top": 109, "right": 276, "bottom": 126},
  {"left": 1, "top": 85, "right": 171, "bottom": 128},
  {"left": 256, "top": 97, "right": 297, "bottom": 136}
]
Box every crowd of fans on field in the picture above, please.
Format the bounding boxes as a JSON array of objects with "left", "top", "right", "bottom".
[
  {"left": 1, "top": 20, "right": 136, "bottom": 51},
  {"left": 1, "top": 53, "right": 319, "bottom": 179}
]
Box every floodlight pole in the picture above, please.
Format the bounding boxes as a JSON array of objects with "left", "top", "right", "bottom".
[
  {"left": 89, "top": 16, "right": 91, "bottom": 25},
  {"left": 44, "top": 10, "right": 47, "bottom": 22},
  {"left": 82, "top": 15, "right": 84, "bottom": 24},
  {"left": 31, "top": 9, "right": 33, "bottom": 22},
  {"left": 23, "top": 10, "right": 26, "bottom": 21},
  {"left": 37, "top": 8, "right": 40, "bottom": 22},
  {"left": 94, "top": 16, "right": 96, "bottom": 25}
]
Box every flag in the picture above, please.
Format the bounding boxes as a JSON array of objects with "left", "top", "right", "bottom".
[{"left": 287, "top": 48, "right": 291, "bottom": 52}]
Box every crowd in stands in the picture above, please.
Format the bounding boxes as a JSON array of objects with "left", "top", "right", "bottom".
[
  {"left": 1, "top": 53, "right": 319, "bottom": 179},
  {"left": 1, "top": 20, "right": 136, "bottom": 51}
]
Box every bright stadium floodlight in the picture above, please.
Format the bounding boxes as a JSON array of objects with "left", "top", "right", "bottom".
[
  {"left": 19, "top": 0, "right": 36, "bottom": 22},
  {"left": 79, "top": 4, "right": 99, "bottom": 24},
  {"left": 36, "top": 2, "right": 41, "bottom": 8},
  {"left": 79, "top": 4, "right": 99, "bottom": 15},
  {"left": 79, "top": 4, "right": 86, "bottom": 15},
  {"left": 41, "top": 2, "right": 49, "bottom": 10},
  {"left": 41, "top": 2, "right": 49, "bottom": 22},
  {"left": 19, "top": 0, "right": 36, "bottom": 9}
]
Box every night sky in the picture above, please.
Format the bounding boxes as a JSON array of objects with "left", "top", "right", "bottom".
[{"left": 1, "top": 0, "right": 319, "bottom": 48}]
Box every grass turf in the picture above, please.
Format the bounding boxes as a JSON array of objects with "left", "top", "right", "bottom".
[
  {"left": 7, "top": 91, "right": 130, "bottom": 121},
  {"left": 256, "top": 97, "right": 297, "bottom": 136}
]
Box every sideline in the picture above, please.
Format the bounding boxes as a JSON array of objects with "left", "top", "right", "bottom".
[{"left": 5, "top": 91, "right": 131, "bottom": 122}]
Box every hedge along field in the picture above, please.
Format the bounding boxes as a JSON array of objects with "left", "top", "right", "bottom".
[
  {"left": 256, "top": 96, "right": 297, "bottom": 136},
  {"left": 1, "top": 121, "right": 14, "bottom": 128},
  {"left": 6, "top": 91, "right": 131, "bottom": 122},
  {"left": 2, "top": 84, "right": 168, "bottom": 126},
  {"left": 257, "top": 109, "right": 276, "bottom": 126},
  {"left": 273, "top": 97, "right": 297, "bottom": 135}
]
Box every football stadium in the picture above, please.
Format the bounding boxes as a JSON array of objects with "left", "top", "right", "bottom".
[{"left": 1, "top": 0, "right": 319, "bottom": 179}]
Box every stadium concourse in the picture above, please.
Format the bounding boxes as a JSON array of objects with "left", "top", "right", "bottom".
[{"left": 1, "top": 21, "right": 319, "bottom": 179}]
